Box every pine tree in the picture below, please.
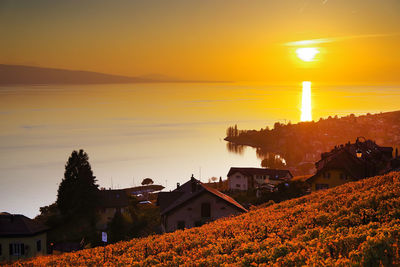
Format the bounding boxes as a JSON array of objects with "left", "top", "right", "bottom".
[{"left": 56, "top": 149, "right": 99, "bottom": 219}]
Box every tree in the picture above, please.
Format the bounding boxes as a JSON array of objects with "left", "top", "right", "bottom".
[
  {"left": 141, "top": 178, "right": 154, "bottom": 186},
  {"left": 108, "top": 211, "right": 128, "bottom": 243},
  {"left": 35, "top": 203, "right": 62, "bottom": 228},
  {"left": 56, "top": 149, "right": 99, "bottom": 219}
]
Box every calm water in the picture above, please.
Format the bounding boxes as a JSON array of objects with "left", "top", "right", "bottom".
[{"left": 1, "top": 82, "right": 400, "bottom": 217}]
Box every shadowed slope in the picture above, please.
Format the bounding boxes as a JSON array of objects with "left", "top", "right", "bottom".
[{"left": 11, "top": 172, "right": 400, "bottom": 266}]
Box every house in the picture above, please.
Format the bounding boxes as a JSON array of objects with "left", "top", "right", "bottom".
[
  {"left": 0, "top": 212, "right": 48, "bottom": 262},
  {"left": 157, "top": 175, "right": 247, "bottom": 233},
  {"left": 96, "top": 184, "right": 164, "bottom": 230},
  {"left": 96, "top": 189, "right": 130, "bottom": 230},
  {"left": 307, "top": 139, "right": 393, "bottom": 192},
  {"left": 227, "top": 167, "right": 293, "bottom": 191}
]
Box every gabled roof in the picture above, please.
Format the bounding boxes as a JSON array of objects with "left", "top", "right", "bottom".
[
  {"left": 227, "top": 167, "right": 293, "bottom": 180},
  {"left": 0, "top": 213, "right": 49, "bottom": 237},
  {"left": 291, "top": 175, "right": 313, "bottom": 182},
  {"left": 157, "top": 191, "right": 184, "bottom": 212},
  {"left": 200, "top": 183, "right": 247, "bottom": 212},
  {"left": 307, "top": 139, "right": 393, "bottom": 183},
  {"left": 307, "top": 151, "right": 364, "bottom": 183},
  {"left": 158, "top": 177, "right": 247, "bottom": 215},
  {"left": 98, "top": 189, "right": 130, "bottom": 208}
]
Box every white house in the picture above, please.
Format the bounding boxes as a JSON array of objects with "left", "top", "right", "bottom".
[{"left": 227, "top": 167, "right": 293, "bottom": 191}]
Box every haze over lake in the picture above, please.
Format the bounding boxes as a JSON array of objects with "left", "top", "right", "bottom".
[{"left": 1, "top": 82, "right": 400, "bottom": 218}]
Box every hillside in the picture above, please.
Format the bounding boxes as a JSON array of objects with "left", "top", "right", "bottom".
[
  {"left": 0, "top": 64, "right": 151, "bottom": 85},
  {"left": 11, "top": 172, "right": 400, "bottom": 266},
  {"left": 0, "top": 64, "right": 223, "bottom": 85},
  {"left": 226, "top": 111, "right": 400, "bottom": 174}
]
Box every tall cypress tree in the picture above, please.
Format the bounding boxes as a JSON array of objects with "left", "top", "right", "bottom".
[{"left": 56, "top": 149, "right": 99, "bottom": 219}]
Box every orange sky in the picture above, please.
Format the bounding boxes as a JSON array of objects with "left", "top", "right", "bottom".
[{"left": 1, "top": 0, "right": 400, "bottom": 83}]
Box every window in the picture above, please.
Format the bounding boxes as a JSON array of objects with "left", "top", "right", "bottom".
[
  {"left": 9, "top": 243, "right": 24, "bottom": 256},
  {"left": 315, "top": 184, "right": 329, "bottom": 190},
  {"left": 340, "top": 173, "right": 348, "bottom": 180},
  {"left": 201, "top": 202, "right": 211, "bottom": 218},
  {"left": 236, "top": 175, "right": 241, "bottom": 178},
  {"left": 36, "top": 240, "right": 42, "bottom": 252},
  {"left": 177, "top": 220, "right": 185, "bottom": 230},
  {"left": 221, "top": 206, "right": 226, "bottom": 210},
  {"left": 236, "top": 184, "right": 241, "bottom": 188}
]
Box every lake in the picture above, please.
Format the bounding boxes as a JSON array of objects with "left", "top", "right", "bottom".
[{"left": 1, "top": 82, "right": 400, "bottom": 217}]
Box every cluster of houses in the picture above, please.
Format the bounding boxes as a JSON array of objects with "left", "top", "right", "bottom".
[
  {"left": 306, "top": 138, "right": 396, "bottom": 191},
  {"left": 96, "top": 184, "right": 164, "bottom": 230},
  {"left": 2, "top": 138, "right": 399, "bottom": 261}
]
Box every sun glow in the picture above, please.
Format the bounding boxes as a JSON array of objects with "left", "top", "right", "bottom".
[
  {"left": 296, "top": 47, "right": 319, "bottom": 62},
  {"left": 301, "top": 81, "right": 312, "bottom": 121}
]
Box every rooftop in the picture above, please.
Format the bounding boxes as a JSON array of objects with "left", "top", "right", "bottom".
[
  {"left": 158, "top": 176, "right": 247, "bottom": 215},
  {"left": 98, "top": 189, "right": 130, "bottom": 208},
  {"left": 227, "top": 167, "right": 292, "bottom": 180},
  {"left": 308, "top": 139, "right": 393, "bottom": 182},
  {"left": 0, "top": 213, "right": 49, "bottom": 237}
]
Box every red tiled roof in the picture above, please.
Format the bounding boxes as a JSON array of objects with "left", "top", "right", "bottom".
[{"left": 200, "top": 183, "right": 247, "bottom": 212}]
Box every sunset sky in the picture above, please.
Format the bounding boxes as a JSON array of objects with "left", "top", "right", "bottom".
[{"left": 1, "top": 0, "right": 400, "bottom": 83}]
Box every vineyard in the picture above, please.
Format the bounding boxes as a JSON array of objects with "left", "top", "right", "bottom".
[{"left": 12, "top": 172, "right": 400, "bottom": 266}]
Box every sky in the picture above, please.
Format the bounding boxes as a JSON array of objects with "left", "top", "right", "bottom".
[{"left": 1, "top": 0, "right": 400, "bottom": 83}]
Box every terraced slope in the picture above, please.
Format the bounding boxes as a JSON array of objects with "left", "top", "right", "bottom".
[{"left": 12, "top": 172, "right": 400, "bottom": 266}]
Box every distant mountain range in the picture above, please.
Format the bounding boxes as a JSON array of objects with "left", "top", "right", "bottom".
[{"left": 0, "top": 64, "right": 220, "bottom": 85}]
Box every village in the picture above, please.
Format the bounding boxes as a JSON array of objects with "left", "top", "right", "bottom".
[
  {"left": 225, "top": 111, "right": 400, "bottom": 175},
  {"left": 1, "top": 136, "right": 400, "bottom": 262}
]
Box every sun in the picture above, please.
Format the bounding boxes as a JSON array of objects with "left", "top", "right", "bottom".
[{"left": 296, "top": 47, "right": 319, "bottom": 62}]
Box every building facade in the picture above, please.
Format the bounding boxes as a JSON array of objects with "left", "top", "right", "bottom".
[
  {"left": 96, "top": 189, "right": 130, "bottom": 230},
  {"left": 227, "top": 167, "right": 293, "bottom": 191},
  {"left": 0, "top": 213, "right": 48, "bottom": 262},
  {"left": 157, "top": 176, "right": 247, "bottom": 233}
]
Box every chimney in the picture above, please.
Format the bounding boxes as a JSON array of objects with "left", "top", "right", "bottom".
[
  {"left": 177, "top": 182, "right": 180, "bottom": 189},
  {"left": 191, "top": 174, "right": 196, "bottom": 193}
]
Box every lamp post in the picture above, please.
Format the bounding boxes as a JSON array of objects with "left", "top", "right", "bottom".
[
  {"left": 355, "top": 137, "right": 368, "bottom": 177},
  {"left": 356, "top": 149, "right": 362, "bottom": 159}
]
